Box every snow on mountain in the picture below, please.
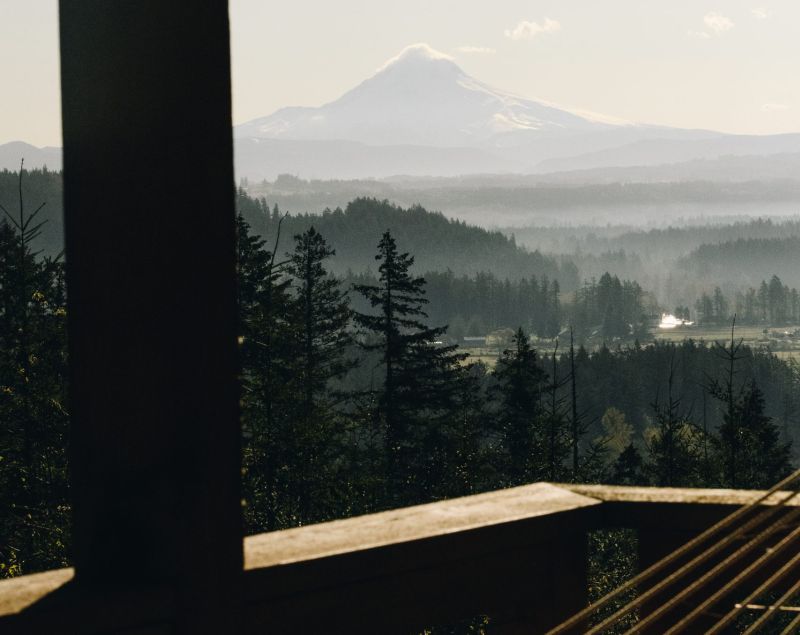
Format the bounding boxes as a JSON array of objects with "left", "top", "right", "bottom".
[
  {"left": 234, "top": 43, "right": 799, "bottom": 178},
  {"left": 235, "top": 43, "right": 629, "bottom": 148},
  {"left": 9, "top": 44, "right": 793, "bottom": 181}
]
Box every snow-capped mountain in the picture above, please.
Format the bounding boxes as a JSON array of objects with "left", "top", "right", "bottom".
[
  {"left": 235, "top": 43, "right": 629, "bottom": 148},
  {"left": 234, "top": 43, "right": 800, "bottom": 179},
  {"left": 7, "top": 44, "right": 800, "bottom": 181}
]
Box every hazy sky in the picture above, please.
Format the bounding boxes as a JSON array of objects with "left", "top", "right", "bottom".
[{"left": 3, "top": 1, "right": 798, "bottom": 146}]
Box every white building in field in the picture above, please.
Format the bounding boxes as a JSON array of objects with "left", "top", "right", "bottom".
[{"left": 658, "top": 313, "right": 694, "bottom": 329}]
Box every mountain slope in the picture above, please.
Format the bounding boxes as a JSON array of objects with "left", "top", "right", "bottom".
[
  {"left": 235, "top": 43, "right": 626, "bottom": 148},
  {"left": 7, "top": 44, "right": 800, "bottom": 181},
  {"left": 237, "top": 194, "right": 578, "bottom": 286},
  {"left": 232, "top": 43, "right": 800, "bottom": 178}
]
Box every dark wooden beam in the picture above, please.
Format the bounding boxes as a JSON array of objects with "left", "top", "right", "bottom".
[{"left": 58, "top": 2, "right": 241, "bottom": 632}]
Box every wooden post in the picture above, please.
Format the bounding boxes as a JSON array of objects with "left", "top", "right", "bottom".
[{"left": 59, "top": 2, "right": 241, "bottom": 632}]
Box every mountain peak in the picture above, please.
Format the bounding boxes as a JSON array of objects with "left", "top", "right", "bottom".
[
  {"left": 381, "top": 42, "right": 453, "bottom": 64},
  {"left": 234, "top": 43, "right": 626, "bottom": 147},
  {"left": 377, "top": 43, "right": 456, "bottom": 72}
]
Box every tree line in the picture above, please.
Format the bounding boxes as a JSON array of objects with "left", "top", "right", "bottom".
[
  {"left": 344, "top": 269, "right": 565, "bottom": 340},
  {"left": 683, "top": 236, "right": 800, "bottom": 290},
  {"left": 234, "top": 216, "right": 794, "bottom": 537},
  {"left": 237, "top": 193, "right": 580, "bottom": 288},
  {"left": 247, "top": 175, "right": 800, "bottom": 222},
  {"left": 344, "top": 270, "right": 651, "bottom": 343},
  {"left": 1, "top": 190, "right": 796, "bottom": 581},
  {"left": 694, "top": 275, "right": 800, "bottom": 326}
]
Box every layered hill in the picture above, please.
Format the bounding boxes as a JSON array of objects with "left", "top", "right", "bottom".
[{"left": 0, "top": 142, "right": 62, "bottom": 172}]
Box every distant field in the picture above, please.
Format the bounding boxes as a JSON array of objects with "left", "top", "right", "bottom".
[
  {"left": 652, "top": 325, "right": 768, "bottom": 344},
  {"left": 651, "top": 324, "right": 800, "bottom": 358},
  {"left": 461, "top": 325, "right": 800, "bottom": 368},
  {"left": 460, "top": 348, "right": 500, "bottom": 368},
  {"left": 461, "top": 342, "right": 562, "bottom": 368}
]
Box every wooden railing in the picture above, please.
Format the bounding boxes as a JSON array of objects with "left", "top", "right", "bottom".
[{"left": 3, "top": 482, "right": 796, "bottom": 634}]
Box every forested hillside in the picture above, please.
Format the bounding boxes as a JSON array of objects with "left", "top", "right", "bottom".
[
  {"left": 683, "top": 236, "right": 800, "bottom": 288},
  {"left": 2, "top": 174, "right": 797, "bottom": 585},
  {"left": 346, "top": 270, "right": 655, "bottom": 341},
  {"left": 245, "top": 175, "right": 800, "bottom": 222},
  {"left": 509, "top": 219, "right": 800, "bottom": 312},
  {"left": 238, "top": 193, "right": 579, "bottom": 287},
  {"left": 0, "top": 173, "right": 581, "bottom": 289},
  {"left": 8, "top": 171, "right": 800, "bottom": 313},
  {"left": 569, "top": 340, "right": 800, "bottom": 460},
  {"left": 510, "top": 218, "right": 800, "bottom": 261}
]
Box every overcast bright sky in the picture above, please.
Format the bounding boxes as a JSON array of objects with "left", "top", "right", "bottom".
[{"left": 2, "top": 1, "right": 798, "bottom": 146}]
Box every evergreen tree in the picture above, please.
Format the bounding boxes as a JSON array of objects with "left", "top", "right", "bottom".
[
  {"left": 448, "top": 362, "right": 492, "bottom": 495},
  {"left": 286, "top": 227, "right": 355, "bottom": 522},
  {"left": 758, "top": 281, "right": 769, "bottom": 322},
  {"left": 544, "top": 279, "right": 561, "bottom": 338},
  {"left": 712, "top": 287, "right": 729, "bottom": 325},
  {"left": 645, "top": 353, "right": 702, "bottom": 487},
  {"left": 568, "top": 328, "right": 592, "bottom": 480},
  {"left": 237, "top": 213, "right": 298, "bottom": 531},
  {"left": 716, "top": 381, "right": 792, "bottom": 489},
  {"left": 353, "top": 231, "right": 466, "bottom": 506},
  {"left": 696, "top": 293, "right": 715, "bottom": 325},
  {"left": 0, "top": 165, "right": 69, "bottom": 577},
  {"left": 598, "top": 273, "right": 627, "bottom": 338},
  {"left": 542, "top": 342, "right": 570, "bottom": 481},
  {"left": 491, "top": 327, "right": 546, "bottom": 484},
  {"left": 767, "top": 274, "right": 787, "bottom": 323},
  {"left": 707, "top": 319, "right": 746, "bottom": 489},
  {"left": 646, "top": 396, "right": 701, "bottom": 487},
  {"left": 611, "top": 444, "right": 644, "bottom": 486}
]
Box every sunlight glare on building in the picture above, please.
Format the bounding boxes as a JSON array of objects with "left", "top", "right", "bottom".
[{"left": 658, "top": 313, "right": 694, "bottom": 329}]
